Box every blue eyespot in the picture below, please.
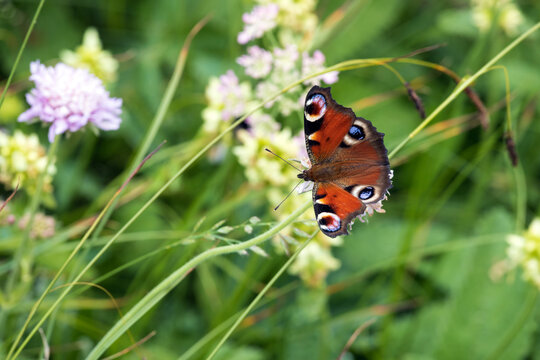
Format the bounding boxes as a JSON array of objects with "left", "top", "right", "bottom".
[
  {"left": 348, "top": 125, "right": 365, "bottom": 140},
  {"left": 359, "top": 186, "right": 374, "bottom": 200}
]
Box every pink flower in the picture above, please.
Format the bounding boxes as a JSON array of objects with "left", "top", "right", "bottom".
[
  {"left": 273, "top": 45, "right": 299, "bottom": 71},
  {"left": 18, "top": 61, "right": 122, "bottom": 142},
  {"left": 201, "top": 70, "right": 253, "bottom": 132},
  {"left": 302, "top": 50, "right": 339, "bottom": 86},
  {"left": 237, "top": 46, "right": 273, "bottom": 78},
  {"left": 216, "top": 70, "right": 252, "bottom": 120},
  {"left": 237, "top": 4, "right": 279, "bottom": 44}
]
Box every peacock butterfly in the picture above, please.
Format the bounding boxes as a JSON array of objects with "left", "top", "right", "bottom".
[{"left": 298, "top": 86, "right": 392, "bottom": 238}]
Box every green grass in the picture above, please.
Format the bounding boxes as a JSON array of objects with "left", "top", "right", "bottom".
[{"left": 1, "top": 1, "right": 539, "bottom": 359}]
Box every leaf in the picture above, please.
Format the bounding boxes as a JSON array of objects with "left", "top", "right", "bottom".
[
  {"left": 249, "top": 245, "right": 268, "bottom": 258},
  {"left": 249, "top": 216, "right": 261, "bottom": 225},
  {"left": 217, "top": 226, "right": 233, "bottom": 234},
  {"left": 212, "top": 219, "right": 227, "bottom": 230},
  {"left": 385, "top": 208, "right": 538, "bottom": 359}
]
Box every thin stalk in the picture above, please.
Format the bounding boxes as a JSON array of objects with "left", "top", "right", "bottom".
[
  {"left": 85, "top": 200, "right": 312, "bottom": 360},
  {"left": 9, "top": 63, "right": 304, "bottom": 360},
  {"left": 4, "top": 136, "right": 59, "bottom": 298},
  {"left": 6, "top": 142, "right": 163, "bottom": 360},
  {"left": 80, "top": 15, "right": 211, "bottom": 259},
  {"left": 132, "top": 15, "right": 211, "bottom": 167},
  {"left": 205, "top": 230, "right": 318, "bottom": 360},
  {"left": 485, "top": 288, "right": 538, "bottom": 360},
  {"left": 178, "top": 281, "right": 299, "bottom": 360},
  {"left": 0, "top": 0, "right": 46, "bottom": 108},
  {"left": 389, "top": 22, "right": 540, "bottom": 158}
]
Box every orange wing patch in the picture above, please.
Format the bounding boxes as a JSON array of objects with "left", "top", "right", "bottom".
[{"left": 313, "top": 183, "right": 366, "bottom": 237}]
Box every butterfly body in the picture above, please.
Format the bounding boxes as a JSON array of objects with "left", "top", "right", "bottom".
[{"left": 301, "top": 86, "right": 392, "bottom": 238}]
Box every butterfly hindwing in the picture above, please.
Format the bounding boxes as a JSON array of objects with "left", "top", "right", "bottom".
[{"left": 312, "top": 183, "right": 366, "bottom": 238}]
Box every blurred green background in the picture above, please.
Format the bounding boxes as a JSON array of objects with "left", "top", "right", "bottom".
[{"left": 1, "top": 0, "right": 539, "bottom": 359}]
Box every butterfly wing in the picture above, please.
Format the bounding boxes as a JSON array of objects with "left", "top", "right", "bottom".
[
  {"left": 331, "top": 116, "right": 392, "bottom": 206},
  {"left": 303, "top": 86, "right": 392, "bottom": 237},
  {"left": 303, "top": 86, "right": 356, "bottom": 164},
  {"left": 312, "top": 183, "right": 366, "bottom": 237}
]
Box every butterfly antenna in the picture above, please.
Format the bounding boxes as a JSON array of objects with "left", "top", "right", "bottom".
[
  {"left": 274, "top": 180, "right": 304, "bottom": 211},
  {"left": 265, "top": 148, "right": 302, "bottom": 172}
]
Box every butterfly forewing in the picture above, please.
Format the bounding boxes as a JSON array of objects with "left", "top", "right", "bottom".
[{"left": 303, "top": 86, "right": 356, "bottom": 163}]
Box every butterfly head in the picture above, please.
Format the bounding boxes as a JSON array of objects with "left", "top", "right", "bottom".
[{"left": 297, "top": 170, "right": 310, "bottom": 181}]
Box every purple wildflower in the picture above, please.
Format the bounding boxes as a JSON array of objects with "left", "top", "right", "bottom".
[
  {"left": 273, "top": 45, "right": 299, "bottom": 71},
  {"left": 18, "top": 61, "right": 122, "bottom": 142},
  {"left": 217, "top": 70, "right": 252, "bottom": 120},
  {"left": 237, "top": 46, "right": 273, "bottom": 79},
  {"left": 201, "top": 70, "right": 253, "bottom": 133},
  {"left": 302, "top": 51, "right": 339, "bottom": 86},
  {"left": 237, "top": 4, "right": 279, "bottom": 44}
]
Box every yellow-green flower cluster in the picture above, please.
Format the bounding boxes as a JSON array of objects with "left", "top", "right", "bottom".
[
  {"left": 506, "top": 218, "right": 540, "bottom": 289},
  {"left": 257, "top": 0, "right": 318, "bottom": 43},
  {"left": 202, "top": 71, "right": 254, "bottom": 134},
  {"left": 0, "top": 94, "right": 25, "bottom": 123},
  {"left": 0, "top": 131, "right": 55, "bottom": 194},
  {"left": 60, "top": 27, "right": 118, "bottom": 84},
  {"left": 471, "top": 0, "right": 524, "bottom": 35},
  {"left": 18, "top": 212, "right": 56, "bottom": 240},
  {"left": 290, "top": 240, "right": 341, "bottom": 287},
  {"left": 233, "top": 116, "right": 343, "bottom": 286},
  {"left": 233, "top": 118, "right": 300, "bottom": 187}
]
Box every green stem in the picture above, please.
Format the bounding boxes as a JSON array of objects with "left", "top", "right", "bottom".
[
  {"left": 77, "top": 15, "right": 211, "bottom": 262},
  {"left": 85, "top": 200, "right": 312, "bottom": 360},
  {"left": 388, "top": 21, "right": 540, "bottom": 159},
  {"left": 131, "top": 15, "right": 211, "bottom": 168},
  {"left": 0, "top": 0, "right": 46, "bottom": 109},
  {"left": 9, "top": 64, "right": 298, "bottom": 360},
  {"left": 485, "top": 288, "right": 538, "bottom": 360},
  {"left": 4, "top": 135, "right": 58, "bottom": 298},
  {"left": 513, "top": 165, "right": 527, "bottom": 232},
  {"left": 178, "top": 281, "right": 299, "bottom": 360},
  {"left": 205, "top": 230, "right": 317, "bottom": 360}
]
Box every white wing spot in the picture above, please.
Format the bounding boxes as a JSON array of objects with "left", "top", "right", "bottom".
[
  {"left": 317, "top": 212, "right": 341, "bottom": 232},
  {"left": 305, "top": 94, "right": 327, "bottom": 122}
]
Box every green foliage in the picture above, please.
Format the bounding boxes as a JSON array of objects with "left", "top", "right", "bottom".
[{"left": 0, "top": 0, "right": 539, "bottom": 359}]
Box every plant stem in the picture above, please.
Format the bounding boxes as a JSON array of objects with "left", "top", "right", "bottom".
[
  {"left": 388, "top": 21, "right": 540, "bottom": 159},
  {"left": 4, "top": 136, "right": 58, "bottom": 298},
  {"left": 0, "top": 0, "right": 46, "bottom": 109},
  {"left": 205, "top": 230, "right": 318, "bottom": 360},
  {"left": 485, "top": 287, "right": 538, "bottom": 360},
  {"left": 85, "top": 200, "right": 312, "bottom": 360}
]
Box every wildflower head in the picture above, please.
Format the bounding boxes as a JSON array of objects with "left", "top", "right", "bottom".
[
  {"left": 237, "top": 46, "right": 273, "bottom": 79},
  {"left": 201, "top": 70, "right": 253, "bottom": 133},
  {"left": 302, "top": 51, "right": 339, "bottom": 86},
  {"left": 18, "top": 61, "right": 122, "bottom": 142},
  {"left": 233, "top": 116, "right": 303, "bottom": 187},
  {"left": 506, "top": 218, "right": 540, "bottom": 289},
  {"left": 18, "top": 212, "right": 56, "bottom": 240},
  {"left": 0, "top": 130, "right": 55, "bottom": 194},
  {"left": 289, "top": 240, "right": 341, "bottom": 287},
  {"left": 471, "top": 0, "right": 524, "bottom": 36},
  {"left": 60, "top": 27, "right": 119, "bottom": 83},
  {"left": 273, "top": 45, "right": 299, "bottom": 72},
  {"left": 237, "top": 4, "right": 279, "bottom": 44}
]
